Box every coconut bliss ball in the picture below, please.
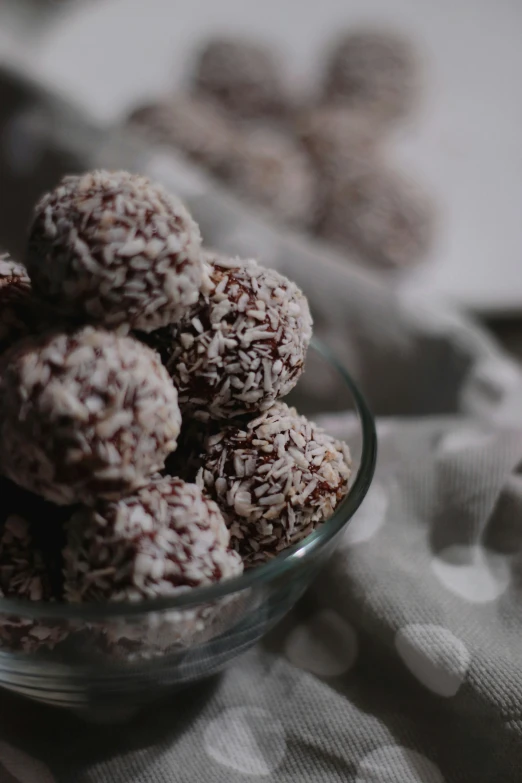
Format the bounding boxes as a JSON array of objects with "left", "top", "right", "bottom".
[
  {"left": 0, "top": 515, "right": 66, "bottom": 653},
  {"left": 0, "top": 253, "right": 32, "bottom": 349},
  {"left": 317, "top": 161, "right": 433, "bottom": 269},
  {"left": 323, "top": 30, "right": 418, "bottom": 122},
  {"left": 223, "top": 127, "right": 317, "bottom": 228},
  {"left": 0, "top": 478, "right": 67, "bottom": 653},
  {"left": 128, "top": 96, "right": 237, "bottom": 177},
  {"left": 0, "top": 253, "right": 51, "bottom": 356},
  {"left": 25, "top": 170, "right": 204, "bottom": 333},
  {"left": 296, "top": 106, "right": 378, "bottom": 175},
  {"left": 147, "top": 254, "right": 313, "bottom": 420},
  {"left": 197, "top": 401, "right": 352, "bottom": 566},
  {"left": 0, "top": 326, "right": 181, "bottom": 506},
  {"left": 192, "top": 37, "right": 288, "bottom": 120},
  {"left": 63, "top": 476, "right": 243, "bottom": 603}
]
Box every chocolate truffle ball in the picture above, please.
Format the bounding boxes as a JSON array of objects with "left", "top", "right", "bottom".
[
  {"left": 0, "top": 516, "right": 56, "bottom": 602},
  {"left": 0, "top": 253, "right": 50, "bottom": 356},
  {"left": 323, "top": 30, "right": 418, "bottom": 122},
  {"left": 127, "top": 96, "right": 237, "bottom": 176},
  {"left": 224, "top": 128, "right": 317, "bottom": 227},
  {"left": 0, "top": 326, "right": 181, "bottom": 506},
  {"left": 63, "top": 476, "right": 243, "bottom": 603},
  {"left": 317, "top": 163, "right": 433, "bottom": 269},
  {"left": 64, "top": 476, "right": 244, "bottom": 660},
  {"left": 148, "top": 254, "right": 313, "bottom": 420},
  {"left": 0, "top": 254, "right": 31, "bottom": 351},
  {"left": 163, "top": 418, "right": 213, "bottom": 483},
  {"left": 197, "top": 402, "right": 352, "bottom": 566},
  {"left": 0, "top": 494, "right": 66, "bottom": 654},
  {"left": 26, "top": 170, "right": 204, "bottom": 333},
  {"left": 192, "top": 37, "right": 287, "bottom": 119}
]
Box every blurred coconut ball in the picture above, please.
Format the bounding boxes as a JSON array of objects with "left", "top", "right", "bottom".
[
  {"left": 127, "top": 96, "right": 237, "bottom": 177},
  {"left": 294, "top": 105, "right": 381, "bottom": 228},
  {"left": 323, "top": 29, "right": 419, "bottom": 122},
  {"left": 317, "top": 161, "right": 434, "bottom": 269},
  {"left": 223, "top": 127, "right": 317, "bottom": 227},
  {"left": 192, "top": 37, "right": 289, "bottom": 120},
  {"left": 295, "top": 105, "right": 379, "bottom": 173}
]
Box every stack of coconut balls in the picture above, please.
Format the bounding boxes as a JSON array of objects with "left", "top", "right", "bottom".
[
  {"left": 0, "top": 170, "right": 351, "bottom": 655},
  {"left": 128, "top": 29, "right": 434, "bottom": 271}
]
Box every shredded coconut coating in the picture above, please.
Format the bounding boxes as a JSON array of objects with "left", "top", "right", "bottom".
[
  {"left": 63, "top": 476, "right": 243, "bottom": 603},
  {"left": 197, "top": 401, "right": 352, "bottom": 566},
  {"left": 0, "top": 326, "right": 181, "bottom": 506},
  {"left": 0, "top": 506, "right": 66, "bottom": 653},
  {"left": 323, "top": 30, "right": 418, "bottom": 122},
  {"left": 0, "top": 253, "right": 49, "bottom": 356},
  {"left": 128, "top": 97, "right": 237, "bottom": 176},
  {"left": 318, "top": 162, "right": 433, "bottom": 269},
  {"left": 0, "top": 254, "right": 30, "bottom": 297},
  {"left": 26, "top": 170, "right": 204, "bottom": 332},
  {"left": 0, "top": 516, "right": 55, "bottom": 602},
  {"left": 223, "top": 128, "right": 317, "bottom": 228},
  {"left": 192, "top": 37, "right": 288, "bottom": 119},
  {"left": 147, "top": 254, "right": 313, "bottom": 420}
]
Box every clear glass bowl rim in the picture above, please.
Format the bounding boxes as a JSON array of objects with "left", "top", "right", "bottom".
[{"left": 0, "top": 338, "right": 377, "bottom": 621}]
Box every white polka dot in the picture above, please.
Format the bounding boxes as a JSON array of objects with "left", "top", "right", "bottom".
[
  {"left": 431, "top": 544, "right": 509, "bottom": 603},
  {"left": 357, "top": 746, "right": 445, "bottom": 783},
  {"left": 285, "top": 610, "right": 358, "bottom": 677},
  {"left": 438, "top": 428, "right": 491, "bottom": 454},
  {"left": 341, "top": 482, "right": 388, "bottom": 547},
  {"left": 204, "top": 707, "right": 285, "bottom": 775},
  {"left": 395, "top": 624, "right": 470, "bottom": 697}
]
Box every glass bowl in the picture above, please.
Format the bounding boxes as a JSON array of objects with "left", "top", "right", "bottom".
[{"left": 0, "top": 340, "right": 376, "bottom": 713}]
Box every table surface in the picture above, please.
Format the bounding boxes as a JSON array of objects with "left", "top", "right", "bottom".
[{"left": 1, "top": 0, "right": 522, "bottom": 316}]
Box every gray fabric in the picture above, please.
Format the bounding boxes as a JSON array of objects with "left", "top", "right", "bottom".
[{"left": 0, "top": 65, "right": 522, "bottom": 783}]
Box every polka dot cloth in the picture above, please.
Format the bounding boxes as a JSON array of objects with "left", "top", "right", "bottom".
[
  {"left": 340, "top": 481, "right": 388, "bottom": 547},
  {"left": 438, "top": 428, "right": 493, "bottom": 454},
  {"left": 204, "top": 707, "right": 286, "bottom": 775},
  {"left": 431, "top": 544, "right": 510, "bottom": 603},
  {"left": 356, "top": 746, "right": 445, "bottom": 783},
  {"left": 0, "top": 742, "right": 56, "bottom": 783},
  {"left": 395, "top": 624, "right": 470, "bottom": 697},
  {"left": 284, "top": 610, "right": 358, "bottom": 677}
]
